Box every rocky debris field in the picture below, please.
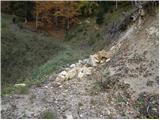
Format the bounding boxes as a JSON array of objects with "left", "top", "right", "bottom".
[{"left": 1, "top": 12, "right": 159, "bottom": 119}]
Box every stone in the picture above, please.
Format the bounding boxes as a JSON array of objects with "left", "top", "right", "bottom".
[
  {"left": 59, "top": 71, "right": 67, "bottom": 76},
  {"left": 85, "top": 20, "right": 90, "bottom": 24},
  {"left": 78, "top": 69, "right": 85, "bottom": 79},
  {"left": 100, "top": 58, "right": 106, "bottom": 63},
  {"left": 89, "top": 55, "right": 98, "bottom": 66},
  {"left": 67, "top": 68, "right": 78, "bottom": 79},
  {"left": 65, "top": 112, "right": 73, "bottom": 119},
  {"left": 75, "top": 62, "right": 80, "bottom": 67},
  {"left": 82, "top": 66, "right": 93, "bottom": 75},
  {"left": 106, "top": 58, "right": 111, "bottom": 63},
  {"left": 110, "top": 46, "right": 116, "bottom": 51},
  {"left": 70, "top": 64, "right": 76, "bottom": 68},
  {"left": 15, "top": 83, "right": 26, "bottom": 87},
  {"left": 94, "top": 25, "right": 99, "bottom": 30},
  {"left": 65, "top": 68, "right": 70, "bottom": 71},
  {"left": 78, "top": 60, "right": 83, "bottom": 65},
  {"left": 55, "top": 71, "right": 67, "bottom": 84},
  {"left": 82, "top": 58, "right": 91, "bottom": 66},
  {"left": 79, "top": 114, "right": 83, "bottom": 118},
  {"left": 48, "top": 74, "right": 55, "bottom": 81},
  {"left": 97, "top": 50, "right": 109, "bottom": 59}
]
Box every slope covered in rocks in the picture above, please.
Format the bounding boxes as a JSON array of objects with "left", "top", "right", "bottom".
[{"left": 1, "top": 8, "right": 159, "bottom": 119}]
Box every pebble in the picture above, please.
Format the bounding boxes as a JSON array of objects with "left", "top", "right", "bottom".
[
  {"left": 79, "top": 114, "right": 83, "bottom": 118},
  {"left": 107, "top": 109, "right": 111, "bottom": 115},
  {"left": 70, "top": 64, "right": 76, "bottom": 68},
  {"left": 66, "top": 114, "right": 73, "bottom": 119},
  {"left": 106, "top": 58, "right": 110, "bottom": 63}
]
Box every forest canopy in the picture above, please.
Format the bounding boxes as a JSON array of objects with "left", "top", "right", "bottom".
[{"left": 2, "top": 1, "right": 136, "bottom": 31}]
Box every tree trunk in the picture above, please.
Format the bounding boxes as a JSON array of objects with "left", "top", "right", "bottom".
[
  {"left": 25, "top": 2, "right": 27, "bottom": 23},
  {"left": 36, "top": 8, "right": 38, "bottom": 29},
  {"left": 115, "top": 0, "right": 118, "bottom": 9},
  {"left": 131, "top": 1, "right": 134, "bottom": 7},
  {"left": 67, "top": 17, "right": 70, "bottom": 31},
  {"left": 55, "top": 16, "right": 58, "bottom": 30}
]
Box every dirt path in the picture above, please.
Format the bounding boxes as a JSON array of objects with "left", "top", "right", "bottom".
[{"left": 1, "top": 13, "right": 159, "bottom": 119}]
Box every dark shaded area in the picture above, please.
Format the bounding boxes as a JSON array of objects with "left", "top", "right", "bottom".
[
  {"left": 135, "top": 92, "right": 159, "bottom": 119},
  {"left": 1, "top": 28, "right": 63, "bottom": 87}
]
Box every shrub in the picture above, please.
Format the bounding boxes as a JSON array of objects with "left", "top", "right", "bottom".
[{"left": 96, "top": 32, "right": 100, "bottom": 38}]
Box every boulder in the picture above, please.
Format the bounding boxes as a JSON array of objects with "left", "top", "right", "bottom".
[
  {"left": 89, "top": 55, "right": 98, "bottom": 66},
  {"left": 55, "top": 71, "right": 68, "bottom": 84},
  {"left": 82, "top": 58, "right": 93, "bottom": 66},
  {"left": 77, "top": 66, "right": 93, "bottom": 79},
  {"left": 65, "top": 112, "right": 73, "bottom": 119},
  {"left": 75, "top": 62, "right": 82, "bottom": 67},
  {"left": 67, "top": 67, "right": 78, "bottom": 79},
  {"left": 55, "top": 75, "right": 66, "bottom": 85},
  {"left": 97, "top": 50, "right": 110, "bottom": 59},
  {"left": 78, "top": 70, "right": 85, "bottom": 79},
  {"left": 82, "top": 66, "right": 93, "bottom": 75},
  {"left": 106, "top": 58, "right": 111, "bottom": 63},
  {"left": 78, "top": 60, "right": 83, "bottom": 65},
  {"left": 89, "top": 50, "right": 111, "bottom": 66},
  {"left": 59, "top": 71, "right": 67, "bottom": 76},
  {"left": 100, "top": 58, "right": 106, "bottom": 63},
  {"left": 70, "top": 64, "right": 76, "bottom": 68}
]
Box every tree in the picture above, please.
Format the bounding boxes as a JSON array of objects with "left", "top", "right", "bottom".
[
  {"left": 34, "top": 1, "right": 54, "bottom": 29},
  {"left": 53, "top": 1, "right": 80, "bottom": 31},
  {"left": 79, "top": 1, "right": 99, "bottom": 17},
  {"left": 4, "top": 1, "right": 35, "bottom": 22}
]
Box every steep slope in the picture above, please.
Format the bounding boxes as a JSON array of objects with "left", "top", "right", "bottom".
[{"left": 1, "top": 10, "right": 159, "bottom": 119}]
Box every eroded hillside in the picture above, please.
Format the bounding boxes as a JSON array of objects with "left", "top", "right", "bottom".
[{"left": 1, "top": 6, "right": 159, "bottom": 119}]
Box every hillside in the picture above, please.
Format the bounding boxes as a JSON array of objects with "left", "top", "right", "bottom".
[
  {"left": 1, "top": 4, "right": 159, "bottom": 119},
  {"left": 1, "top": 2, "right": 134, "bottom": 95}
]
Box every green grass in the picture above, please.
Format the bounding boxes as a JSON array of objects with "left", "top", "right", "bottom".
[
  {"left": 1, "top": 78, "right": 46, "bottom": 96},
  {"left": 116, "top": 95, "right": 126, "bottom": 103},
  {"left": 1, "top": 13, "right": 92, "bottom": 96},
  {"left": 40, "top": 109, "right": 57, "bottom": 119},
  {"left": 31, "top": 45, "right": 90, "bottom": 81}
]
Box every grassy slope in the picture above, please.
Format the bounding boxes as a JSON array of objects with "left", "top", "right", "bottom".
[
  {"left": 1, "top": 4, "right": 132, "bottom": 95},
  {"left": 1, "top": 14, "right": 93, "bottom": 95}
]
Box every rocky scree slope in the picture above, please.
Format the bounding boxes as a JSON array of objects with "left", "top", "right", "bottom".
[{"left": 1, "top": 12, "right": 159, "bottom": 119}]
